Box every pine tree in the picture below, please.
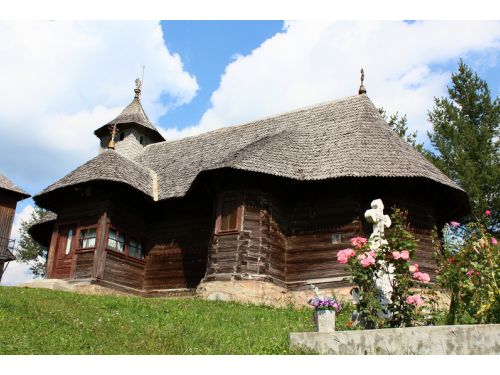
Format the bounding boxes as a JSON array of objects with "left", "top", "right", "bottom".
[
  {"left": 15, "top": 206, "right": 49, "bottom": 277},
  {"left": 427, "top": 60, "right": 500, "bottom": 230}
]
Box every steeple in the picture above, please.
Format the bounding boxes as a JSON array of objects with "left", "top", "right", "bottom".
[
  {"left": 94, "top": 79, "right": 165, "bottom": 158},
  {"left": 134, "top": 78, "right": 142, "bottom": 99},
  {"left": 358, "top": 68, "right": 367, "bottom": 95}
]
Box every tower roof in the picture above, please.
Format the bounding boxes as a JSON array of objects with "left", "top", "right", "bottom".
[
  {"left": 0, "top": 172, "right": 30, "bottom": 199},
  {"left": 94, "top": 79, "right": 165, "bottom": 142}
]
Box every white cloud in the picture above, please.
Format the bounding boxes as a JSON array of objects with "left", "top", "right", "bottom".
[
  {"left": 0, "top": 21, "right": 198, "bottom": 186},
  {"left": 1, "top": 261, "right": 37, "bottom": 286},
  {"left": 164, "top": 21, "right": 500, "bottom": 144},
  {"left": 10, "top": 204, "right": 34, "bottom": 242}
]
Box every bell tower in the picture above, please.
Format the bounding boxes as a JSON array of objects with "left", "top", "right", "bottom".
[{"left": 94, "top": 78, "right": 165, "bottom": 159}]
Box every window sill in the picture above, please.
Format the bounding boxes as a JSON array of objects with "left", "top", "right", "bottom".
[
  {"left": 105, "top": 248, "right": 146, "bottom": 265},
  {"left": 76, "top": 248, "right": 96, "bottom": 254},
  {"left": 214, "top": 230, "right": 240, "bottom": 236}
]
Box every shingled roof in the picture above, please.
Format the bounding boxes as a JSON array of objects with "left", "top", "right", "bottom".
[
  {"left": 35, "top": 93, "right": 464, "bottom": 204},
  {"left": 137, "top": 94, "right": 463, "bottom": 200},
  {"left": 36, "top": 150, "right": 154, "bottom": 199},
  {"left": 94, "top": 83, "right": 165, "bottom": 142},
  {"left": 0, "top": 173, "right": 30, "bottom": 198}
]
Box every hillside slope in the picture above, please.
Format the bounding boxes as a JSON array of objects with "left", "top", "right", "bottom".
[{"left": 0, "top": 287, "right": 338, "bottom": 354}]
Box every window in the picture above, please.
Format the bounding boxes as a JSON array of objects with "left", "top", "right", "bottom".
[
  {"left": 119, "top": 132, "right": 125, "bottom": 141},
  {"left": 216, "top": 196, "right": 241, "bottom": 233},
  {"left": 65, "top": 229, "right": 74, "bottom": 254},
  {"left": 139, "top": 136, "right": 144, "bottom": 145},
  {"left": 129, "top": 238, "right": 144, "bottom": 259},
  {"left": 331, "top": 233, "right": 342, "bottom": 244},
  {"left": 107, "top": 228, "right": 125, "bottom": 252},
  {"left": 79, "top": 228, "right": 96, "bottom": 248}
]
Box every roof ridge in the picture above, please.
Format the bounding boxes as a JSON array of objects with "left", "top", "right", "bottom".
[{"left": 144, "top": 94, "right": 364, "bottom": 151}]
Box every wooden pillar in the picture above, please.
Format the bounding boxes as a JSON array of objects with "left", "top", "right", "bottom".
[
  {"left": 45, "top": 224, "right": 60, "bottom": 278},
  {"left": 92, "top": 211, "right": 108, "bottom": 279}
]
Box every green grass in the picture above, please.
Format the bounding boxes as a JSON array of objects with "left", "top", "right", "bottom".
[{"left": 0, "top": 286, "right": 353, "bottom": 354}]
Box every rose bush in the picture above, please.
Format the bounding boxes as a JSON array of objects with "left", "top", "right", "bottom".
[
  {"left": 433, "top": 210, "right": 499, "bottom": 324},
  {"left": 337, "top": 208, "right": 432, "bottom": 328}
]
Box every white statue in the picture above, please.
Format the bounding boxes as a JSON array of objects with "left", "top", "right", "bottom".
[
  {"left": 364, "top": 199, "right": 391, "bottom": 250},
  {"left": 365, "top": 199, "right": 394, "bottom": 319}
]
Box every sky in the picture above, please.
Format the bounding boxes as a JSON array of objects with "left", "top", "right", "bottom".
[{"left": 1, "top": 19, "right": 500, "bottom": 285}]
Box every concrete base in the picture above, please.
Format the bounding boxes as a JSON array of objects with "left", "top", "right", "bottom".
[{"left": 290, "top": 324, "right": 500, "bottom": 354}]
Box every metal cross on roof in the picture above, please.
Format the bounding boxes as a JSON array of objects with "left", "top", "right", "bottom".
[
  {"left": 358, "top": 68, "right": 367, "bottom": 95},
  {"left": 134, "top": 78, "right": 142, "bottom": 99}
]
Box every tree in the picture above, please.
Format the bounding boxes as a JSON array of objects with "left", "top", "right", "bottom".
[
  {"left": 378, "top": 108, "right": 427, "bottom": 155},
  {"left": 15, "top": 206, "right": 49, "bottom": 277},
  {"left": 427, "top": 60, "right": 500, "bottom": 230}
]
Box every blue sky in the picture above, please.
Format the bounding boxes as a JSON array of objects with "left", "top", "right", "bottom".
[
  {"left": 159, "top": 21, "right": 284, "bottom": 129},
  {"left": 1, "top": 20, "right": 499, "bottom": 284}
]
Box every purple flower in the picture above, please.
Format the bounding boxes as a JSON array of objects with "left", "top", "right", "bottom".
[{"left": 307, "top": 295, "right": 342, "bottom": 312}]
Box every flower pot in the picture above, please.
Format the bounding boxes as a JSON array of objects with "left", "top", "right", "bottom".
[{"left": 314, "top": 309, "right": 336, "bottom": 332}]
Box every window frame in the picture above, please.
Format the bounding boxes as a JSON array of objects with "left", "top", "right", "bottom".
[
  {"left": 106, "top": 227, "right": 126, "bottom": 253},
  {"left": 77, "top": 225, "right": 98, "bottom": 250},
  {"left": 128, "top": 236, "right": 145, "bottom": 260},
  {"left": 105, "top": 225, "right": 146, "bottom": 261},
  {"left": 214, "top": 193, "right": 243, "bottom": 235}
]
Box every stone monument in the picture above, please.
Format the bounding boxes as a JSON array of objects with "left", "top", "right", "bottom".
[{"left": 365, "top": 199, "right": 394, "bottom": 318}]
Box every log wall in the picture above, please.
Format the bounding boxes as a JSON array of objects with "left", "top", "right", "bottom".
[
  {"left": 204, "top": 180, "right": 441, "bottom": 290},
  {"left": 0, "top": 192, "right": 17, "bottom": 249},
  {"left": 103, "top": 250, "right": 145, "bottom": 290},
  {"left": 143, "top": 198, "right": 212, "bottom": 290},
  {"left": 74, "top": 250, "right": 95, "bottom": 279},
  {"left": 43, "top": 173, "right": 449, "bottom": 294}
]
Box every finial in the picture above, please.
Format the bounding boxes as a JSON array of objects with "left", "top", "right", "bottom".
[
  {"left": 134, "top": 78, "right": 142, "bottom": 99},
  {"left": 108, "top": 124, "right": 118, "bottom": 150},
  {"left": 358, "top": 68, "right": 367, "bottom": 95}
]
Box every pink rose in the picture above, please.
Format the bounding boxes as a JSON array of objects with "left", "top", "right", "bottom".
[
  {"left": 391, "top": 251, "right": 401, "bottom": 259},
  {"left": 350, "top": 237, "right": 368, "bottom": 248},
  {"left": 409, "top": 263, "right": 420, "bottom": 273},
  {"left": 492, "top": 238, "right": 498, "bottom": 245},
  {"left": 485, "top": 210, "right": 491, "bottom": 216},
  {"left": 450, "top": 221, "right": 460, "bottom": 228},
  {"left": 413, "top": 271, "right": 430, "bottom": 283},
  {"left": 337, "top": 248, "right": 356, "bottom": 264},
  {"left": 337, "top": 254, "right": 348, "bottom": 264},
  {"left": 400, "top": 250, "right": 410, "bottom": 260},
  {"left": 406, "top": 294, "right": 424, "bottom": 306},
  {"left": 368, "top": 250, "right": 376, "bottom": 258},
  {"left": 466, "top": 269, "right": 474, "bottom": 277},
  {"left": 360, "top": 255, "right": 376, "bottom": 268}
]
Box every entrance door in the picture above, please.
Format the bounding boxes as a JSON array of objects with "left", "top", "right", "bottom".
[{"left": 51, "top": 225, "right": 76, "bottom": 279}]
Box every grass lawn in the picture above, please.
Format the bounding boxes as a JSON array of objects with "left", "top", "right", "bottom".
[{"left": 0, "top": 286, "right": 353, "bottom": 354}]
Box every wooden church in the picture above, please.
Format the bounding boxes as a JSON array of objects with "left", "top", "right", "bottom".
[
  {"left": 30, "top": 74, "right": 469, "bottom": 303},
  {"left": 0, "top": 173, "right": 30, "bottom": 282}
]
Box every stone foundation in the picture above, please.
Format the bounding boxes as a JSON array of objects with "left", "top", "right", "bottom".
[
  {"left": 19, "top": 278, "right": 355, "bottom": 307},
  {"left": 197, "top": 280, "right": 353, "bottom": 308},
  {"left": 18, "top": 278, "right": 449, "bottom": 311},
  {"left": 18, "top": 279, "right": 129, "bottom": 296}
]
